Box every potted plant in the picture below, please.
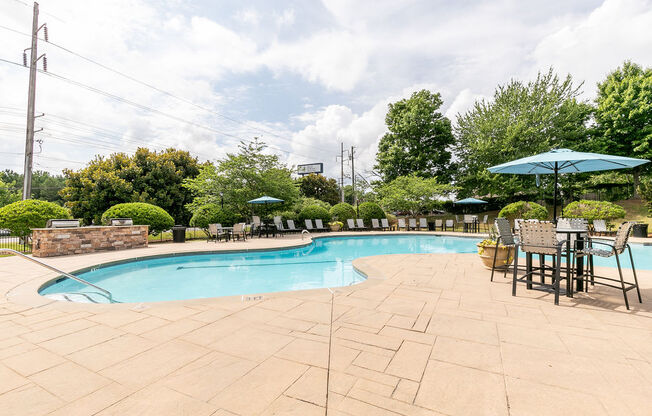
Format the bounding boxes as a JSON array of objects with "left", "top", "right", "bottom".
[
  {"left": 476, "top": 228, "right": 514, "bottom": 270},
  {"left": 329, "top": 221, "right": 343, "bottom": 231}
]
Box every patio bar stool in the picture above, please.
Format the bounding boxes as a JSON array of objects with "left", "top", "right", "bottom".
[
  {"left": 573, "top": 221, "right": 642, "bottom": 310},
  {"left": 490, "top": 218, "right": 517, "bottom": 281},
  {"left": 513, "top": 221, "right": 568, "bottom": 305}
]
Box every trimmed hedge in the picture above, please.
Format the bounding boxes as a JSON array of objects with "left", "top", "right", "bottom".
[
  {"left": 562, "top": 200, "right": 626, "bottom": 222},
  {"left": 298, "top": 204, "right": 331, "bottom": 223},
  {"left": 0, "top": 199, "right": 71, "bottom": 236},
  {"left": 329, "top": 202, "right": 356, "bottom": 221},
  {"left": 276, "top": 210, "right": 298, "bottom": 223},
  {"left": 358, "top": 202, "right": 386, "bottom": 222},
  {"left": 101, "top": 202, "right": 174, "bottom": 234},
  {"left": 498, "top": 201, "right": 548, "bottom": 224},
  {"left": 189, "top": 204, "right": 239, "bottom": 234},
  {"left": 294, "top": 197, "right": 331, "bottom": 213}
]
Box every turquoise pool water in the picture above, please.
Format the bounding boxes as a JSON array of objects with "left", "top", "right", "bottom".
[
  {"left": 39, "top": 235, "right": 479, "bottom": 303},
  {"left": 38, "top": 235, "right": 650, "bottom": 303}
]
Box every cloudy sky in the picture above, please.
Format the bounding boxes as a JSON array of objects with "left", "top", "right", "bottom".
[{"left": 1, "top": 0, "right": 651, "bottom": 182}]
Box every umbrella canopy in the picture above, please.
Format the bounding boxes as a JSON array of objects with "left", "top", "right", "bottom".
[
  {"left": 455, "top": 197, "right": 488, "bottom": 204},
  {"left": 247, "top": 196, "right": 284, "bottom": 204},
  {"left": 488, "top": 148, "right": 649, "bottom": 221}
]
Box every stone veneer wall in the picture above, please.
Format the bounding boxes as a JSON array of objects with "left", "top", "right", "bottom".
[{"left": 31, "top": 225, "right": 148, "bottom": 257}]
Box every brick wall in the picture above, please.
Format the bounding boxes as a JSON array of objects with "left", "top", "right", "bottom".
[{"left": 31, "top": 225, "right": 148, "bottom": 257}]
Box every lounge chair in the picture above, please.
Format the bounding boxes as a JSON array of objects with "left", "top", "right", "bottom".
[
  {"left": 408, "top": 218, "right": 417, "bottom": 231},
  {"left": 419, "top": 218, "right": 428, "bottom": 230},
  {"left": 444, "top": 219, "right": 454, "bottom": 231},
  {"left": 434, "top": 219, "right": 443, "bottom": 231},
  {"left": 397, "top": 218, "right": 407, "bottom": 231},
  {"left": 356, "top": 219, "right": 367, "bottom": 230},
  {"left": 275, "top": 221, "right": 289, "bottom": 236},
  {"left": 480, "top": 215, "right": 489, "bottom": 232},
  {"left": 371, "top": 218, "right": 382, "bottom": 230},
  {"left": 286, "top": 220, "right": 299, "bottom": 233},
  {"left": 381, "top": 218, "right": 391, "bottom": 230},
  {"left": 347, "top": 218, "right": 360, "bottom": 231},
  {"left": 592, "top": 219, "right": 613, "bottom": 236},
  {"left": 231, "top": 223, "right": 247, "bottom": 241},
  {"left": 273, "top": 216, "right": 282, "bottom": 225},
  {"left": 314, "top": 219, "right": 328, "bottom": 232},
  {"left": 304, "top": 219, "right": 315, "bottom": 231}
]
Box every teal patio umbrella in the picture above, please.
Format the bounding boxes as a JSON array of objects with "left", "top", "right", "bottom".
[
  {"left": 454, "top": 197, "right": 488, "bottom": 214},
  {"left": 488, "top": 148, "right": 649, "bottom": 221},
  {"left": 247, "top": 196, "right": 284, "bottom": 219}
]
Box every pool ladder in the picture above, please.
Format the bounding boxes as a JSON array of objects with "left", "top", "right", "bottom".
[
  {"left": 301, "top": 229, "right": 311, "bottom": 240},
  {"left": 0, "top": 248, "right": 115, "bottom": 303}
]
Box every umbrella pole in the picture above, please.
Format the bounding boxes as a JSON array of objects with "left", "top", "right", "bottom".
[{"left": 553, "top": 163, "right": 558, "bottom": 223}]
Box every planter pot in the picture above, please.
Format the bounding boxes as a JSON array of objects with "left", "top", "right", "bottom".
[
  {"left": 477, "top": 243, "right": 514, "bottom": 270},
  {"left": 330, "top": 224, "right": 342, "bottom": 232}
]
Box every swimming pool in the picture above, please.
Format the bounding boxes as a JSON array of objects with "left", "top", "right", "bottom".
[{"left": 39, "top": 235, "right": 479, "bottom": 303}]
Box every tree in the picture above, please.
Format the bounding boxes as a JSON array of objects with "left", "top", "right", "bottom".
[
  {"left": 593, "top": 61, "right": 652, "bottom": 195},
  {"left": 298, "top": 174, "right": 340, "bottom": 205},
  {"left": 376, "top": 174, "right": 455, "bottom": 215},
  {"left": 184, "top": 139, "right": 299, "bottom": 216},
  {"left": 375, "top": 89, "right": 455, "bottom": 182},
  {"left": 454, "top": 69, "right": 591, "bottom": 200},
  {"left": 61, "top": 148, "right": 201, "bottom": 225},
  {"left": 0, "top": 170, "right": 65, "bottom": 204},
  {"left": 0, "top": 177, "right": 20, "bottom": 208}
]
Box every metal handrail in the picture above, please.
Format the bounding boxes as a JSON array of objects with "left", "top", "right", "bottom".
[
  {"left": 301, "top": 229, "right": 311, "bottom": 240},
  {"left": 0, "top": 249, "right": 114, "bottom": 303}
]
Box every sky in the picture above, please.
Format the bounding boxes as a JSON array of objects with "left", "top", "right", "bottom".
[{"left": 1, "top": 0, "right": 651, "bottom": 183}]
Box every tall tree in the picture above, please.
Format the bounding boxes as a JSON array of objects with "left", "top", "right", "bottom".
[
  {"left": 184, "top": 139, "right": 299, "bottom": 215},
  {"left": 454, "top": 69, "right": 591, "bottom": 199},
  {"left": 593, "top": 61, "right": 652, "bottom": 195},
  {"left": 299, "top": 174, "right": 340, "bottom": 205},
  {"left": 61, "top": 148, "right": 201, "bottom": 224},
  {"left": 0, "top": 170, "right": 65, "bottom": 203},
  {"left": 375, "top": 89, "right": 455, "bottom": 182},
  {"left": 0, "top": 177, "right": 20, "bottom": 207},
  {"left": 376, "top": 174, "right": 455, "bottom": 215}
]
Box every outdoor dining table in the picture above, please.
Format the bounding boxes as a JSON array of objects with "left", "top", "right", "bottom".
[
  {"left": 556, "top": 227, "right": 587, "bottom": 292},
  {"left": 463, "top": 217, "right": 479, "bottom": 233},
  {"left": 257, "top": 223, "right": 276, "bottom": 238}
]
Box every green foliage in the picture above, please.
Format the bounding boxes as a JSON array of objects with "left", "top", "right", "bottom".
[
  {"left": 1, "top": 170, "right": 65, "bottom": 204},
  {"left": 454, "top": 69, "right": 591, "bottom": 199},
  {"left": 276, "top": 210, "right": 298, "bottom": 222},
  {"left": 375, "top": 89, "right": 455, "bottom": 182},
  {"left": 294, "top": 197, "right": 331, "bottom": 213},
  {"left": 358, "top": 202, "right": 385, "bottom": 222},
  {"left": 498, "top": 201, "right": 548, "bottom": 223},
  {"left": 297, "top": 204, "right": 331, "bottom": 223},
  {"left": 562, "top": 200, "right": 626, "bottom": 222},
  {"left": 0, "top": 177, "right": 20, "bottom": 208},
  {"left": 299, "top": 174, "right": 340, "bottom": 206},
  {"left": 0, "top": 199, "right": 71, "bottom": 235},
  {"left": 329, "top": 202, "right": 356, "bottom": 221},
  {"left": 184, "top": 139, "right": 299, "bottom": 217},
  {"left": 376, "top": 174, "right": 456, "bottom": 215},
  {"left": 638, "top": 177, "right": 652, "bottom": 213},
  {"left": 101, "top": 202, "right": 174, "bottom": 234},
  {"left": 189, "top": 204, "right": 239, "bottom": 234},
  {"left": 61, "top": 148, "right": 200, "bottom": 225}
]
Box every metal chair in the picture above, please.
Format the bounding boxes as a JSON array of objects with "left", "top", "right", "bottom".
[
  {"left": 371, "top": 218, "right": 382, "bottom": 230},
  {"left": 490, "top": 218, "right": 517, "bottom": 281},
  {"left": 574, "top": 221, "right": 641, "bottom": 310},
  {"left": 419, "top": 218, "right": 428, "bottom": 230},
  {"left": 480, "top": 215, "right": 489, "bottom": 232},
  {"left": 356, "top": 219, "right": 367, "bottom": 230},
  {"left": 408, "top": 218, "right": 417, "bottom": 231},
  {"left": 513, "top": 221, "right": 567, "bottom": 305},
  {"left": 380, "top": 218, "right": 391, "bottom": 230},
  {"left": 444, "top": 219, "right": 454, "bottom": 231},
  {"left": 434, "top": 219, "right": 443, "bottom": 231},
  {"left": 397, "top": 218, "right": 407, "bottom": 231},
  {"left": 231, "top": 223, "right": 247, "bottom": 241}
]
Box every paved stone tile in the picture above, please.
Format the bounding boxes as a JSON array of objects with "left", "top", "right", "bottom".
[
  {"left": 96, "top": 385, "right": 218, "bottom": 415},
  {"left": 335, "top": 327, "right": 402, "bottom": 350},
  {"left": 386, "top": 340, "right": 431, "bottom": 381},
  {"left": 20, "top": 318, "right": 96, "bottom": 344},
  {"left": 211, "top": 326, "right": 294, "bottom": 362},
  {"left": 377, "top": 296, "right": 425, "bottom": 317},
  {"left": 140, "top": 317, "right": 206, "bottom": 342},
  {"left": 275, "top": 337, "right": 359, "bottom": 370},
  {"left": 497, "top": 323, "right": 567, "bottom": 352},
  {"left": 86, "top": 310, "right": 147, "bottom": 327},
  {"left": 29, "top": 361, "right": 111, "bottom": 402},
  {"left": 392, "top": 378, "right": 420, "bottom": 403},
  {"left": 39, "top": 324, "right": 124, "bottom": 355},
  {"left": 47, "top": 382, "right": 133, "bottom": 416},
  {"left": 426, "top": 313, "right": 499, "bottom": 345},
  {"left": 431, "top": 336, "right": 503, "bottom": 373},
  {"left": 378, "top": 325, "right": 436, "bottom": 345},
  {"left": 0, "top": 362, "right": 30, "bottom": 394},
  {"left": 352, "top": 350, "right": 392, "bottom": 372},
  {"left": 118, "top": 315, "right": 170, "bottom": 334},
  {"left": 2, "top": 346, "right": 65, "bottom": 376},
  {"left": 66, "top": 333, "right": 156, "bottom": 372},
  {"left": 0, "top": 384, "right": 63, "bottom": 415},
  {"left": 260, "top": 394, "right": 324, "bottom": 415}
]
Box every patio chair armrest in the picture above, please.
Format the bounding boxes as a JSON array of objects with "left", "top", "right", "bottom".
[{"left": 582, "top": 239, "right": 616, "bottom": 250}]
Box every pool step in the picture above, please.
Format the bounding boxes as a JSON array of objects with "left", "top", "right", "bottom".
[{"left": 43, "top": 292, "right": 111, "bottom": 303}]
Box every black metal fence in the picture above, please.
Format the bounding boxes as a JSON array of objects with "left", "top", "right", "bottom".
[
  {"left": 0, "top": 233, "right": 32, "bottom": 253},
  {"left": 148, "top": 227, "right": 207, "bottom": 243}
]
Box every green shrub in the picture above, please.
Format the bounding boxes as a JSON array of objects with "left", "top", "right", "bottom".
[
  {"left": 498, "top": 201, "right": 548, "bottom": 224},
  {"left": 385, "top": 212, "right": 397, "bottom": 226},
  {"left": 294, "top": 197, "right": 331, "bottom": 213},
  {"left": 298, "top": 204, "right": 331, "bottom": 223},
  {"left": 329, "top": 202, "right": 356, "bottom": 221},
  {"left": 358, "top": 202, "right": 386, "bottom": 222},
  {"left": 638, "top": 177, "right": 652, "bottom": 213},
  {"left": 101, "top": 202, "right": 174, "bottom": 234},
  {"left": 562, "top": 200, "right": 626, "bottom": 223},
  {"left": 189, "top": 204, "right": 239, "bottom": 234},
  {"left": 276, "top": 210, "right": 297, "bottom": 222},
  {"left": 0, "top": 199, "right": 71, "bottom": 235}
]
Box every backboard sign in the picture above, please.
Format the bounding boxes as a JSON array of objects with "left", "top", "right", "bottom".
[{"left": 297, "top": 163, "right": 324, "bottom": 175}]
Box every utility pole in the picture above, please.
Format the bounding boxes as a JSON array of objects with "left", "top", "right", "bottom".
[
  {"left": 22, "top": 2, "right": 48, "bottom": 200},
  {"left": 350, "top": 146, "right": 356, "bottom": 207}
]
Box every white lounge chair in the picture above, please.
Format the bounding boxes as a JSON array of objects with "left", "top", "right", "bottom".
[
  {"left": 381, "top": 218, "right": 390, "bottom": 230},
  {"left": 444, "top": 219, "right": 454, "bottom": 231},
  {"left": 371, "top": 218, "right": 382, "bottom": 230},
  {"left": 356, "top": 219, "right": 367, "bottom": 230},
  {"left": 286, "top": 220, "right": 299, "bottom": 233},
  {"left": 314, "top": 219, "right": 328, "bottom": 231},
  {"left": 347, "top": 218, "right": 359, "bottom": 231},
  {"left": 592, "top": 219, "right": 613, "bottom": 236},
  {"left": 397, "top": 218, "right": 407, "bottom": 231},
  {"left": 304, "top": 219, "right": 315, "bottom": 231},
  {"left": 419, "top": 218, "right": 428, "bottom": 230},
  {"left": 408, "top": 218, "right": 417, "bottom": 231},
  {"left": 434, "top": 219, "right": 443, "bottom": 231}
]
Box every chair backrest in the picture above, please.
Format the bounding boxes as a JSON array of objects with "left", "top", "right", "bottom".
[
  {"left": 208, "top": 223, "right": 218, "bottom": 236},
  {"left": 482, "top": 215, "right": 488, "bottom": 223},
  {"left": 233, "top": 223, "right": 244, "bottom": 233},
  {"left": 494, "top": 218, "right": 515, "bottom": 246},
  {"left": 445, "top": 219, "right": 454, "bottom": 227},
  {"left": 216, "top": 223, "right": 223, "bottom": 231},
  {"left": 419, "top": 218, "right": 428, "bottom": 228},
  {"left": 409, "top": 218, "right": 417, "bottom": 228},
  {"left": 517, "top": 221, "right": 558, "bottom": 255},
  {"left": 304, "top": 219, "right": 314, "bottom": 230},
  {"left": 275, "top": 221, "right": 285, "bottom": 230},
  {"left": 274, "top": 216, "right": 282, "bottom": 224},
  {"left": 372, "top": 218, "right": 380, "bottom": 228},
  {"left": 356, "top": 219, "right": 365, "bottom": 228},
  {"left": 287, "top": 219, "right": 296, "bottom": 229},
  {"left": 614, "top": 222, "right": 636, "bottom": 253},
  {"left": 455, "top": 215, "right": 459, "bottom": 222},
  {"left": 398, "top": 218, "right": 406, "bottom": 228},
  {"left": 435, "top": 219, "right": 443, "bottom": 226},
  {"left": 593, "top": 219, "right": 607, "bottom": 232},
  {"left": 381, "top": 218, "right": 389, "bottom": 228},
  {"left": 252, "top": 216, "right": 261, "bottom": 226},
  {"left": 347, "top": 219, "right": 355, "bottom": 228},
  {"left": 315, "top": 219, "right": 324, "bottom": 228},
  {"left": 463, "top": 215, "right": 474, "bottom": 224},
  {"left": 514, "top": 219, "right": 523, "bottom": 230}
]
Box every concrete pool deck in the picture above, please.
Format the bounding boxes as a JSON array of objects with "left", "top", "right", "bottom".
[{"left": 1, "top": 231, "right": 651, "bottom": 415}]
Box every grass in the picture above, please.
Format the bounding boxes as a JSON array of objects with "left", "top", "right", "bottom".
[{"left": 148, "top": 228, "right": 208, "bottom": 243}]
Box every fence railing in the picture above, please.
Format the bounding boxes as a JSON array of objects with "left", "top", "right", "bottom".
[
  {"left": 148, "top": 227, "right": 207, "bottom": 243},
  {"left": 0, "top": 233, "right": 32, "bottom": 254}
]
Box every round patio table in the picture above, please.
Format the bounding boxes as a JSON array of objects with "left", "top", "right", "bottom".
[{"left": 257, "top": 223, "right": 276, "bottom": 238}]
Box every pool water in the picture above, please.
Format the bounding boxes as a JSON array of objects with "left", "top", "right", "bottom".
[{"left": 39, "top": 235, "right": 479, "bottom": 303}]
